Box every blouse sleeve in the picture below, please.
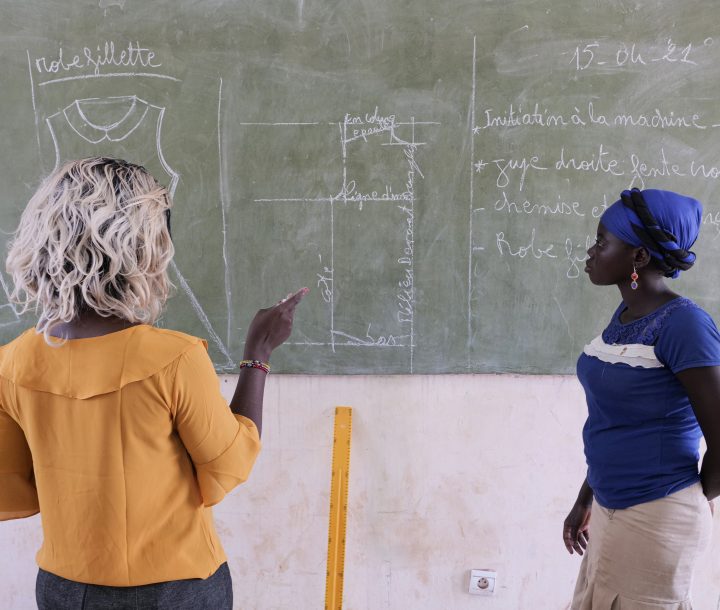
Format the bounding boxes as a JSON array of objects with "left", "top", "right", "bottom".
[
  {"left": 172, "top": 342, "right": 261, "bottom": 507},
  {"left": 0, "top": 402, "right": 39, "bottom": 520},
  {"left": 655, "top": 305, "right": 720, "bottom": 373}
]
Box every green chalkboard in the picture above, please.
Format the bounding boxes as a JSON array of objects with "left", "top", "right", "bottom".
[{"left": 2, "top": 1, "right": 720, "bottom": 373}]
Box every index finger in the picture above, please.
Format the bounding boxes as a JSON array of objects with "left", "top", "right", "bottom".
[{"left": 277, "top": 287, "right": 309, "bottom": 309}]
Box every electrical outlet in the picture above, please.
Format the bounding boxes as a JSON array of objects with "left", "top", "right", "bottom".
[{"left": 468, "top": 569, "right": 497, "bottom": 596}]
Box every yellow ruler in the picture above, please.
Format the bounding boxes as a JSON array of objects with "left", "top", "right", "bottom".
[{"left": 325, "top": 406, "right": 353, "bottom": 610}]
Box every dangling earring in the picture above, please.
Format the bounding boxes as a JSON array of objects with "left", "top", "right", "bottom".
[{"left": 630, "top": 265, "right": 639, "bottom": 290}]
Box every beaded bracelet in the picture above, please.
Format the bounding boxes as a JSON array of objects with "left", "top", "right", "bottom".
[{"left": 239, "top": 359, "right": 271, "bottom": 374}]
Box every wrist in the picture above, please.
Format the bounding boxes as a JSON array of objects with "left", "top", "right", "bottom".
[
  {"left": 576, "top": 493, "right": 593, "bottom": 508},
  {"left": 243, "top": 345, "right": 271, "bottom": 363}
]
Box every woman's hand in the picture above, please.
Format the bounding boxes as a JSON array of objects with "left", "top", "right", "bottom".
[
  {"left": 563, "top": 501, "right": 591, "bottom": 555},
  {"left": 243, "top": 288, "right": 309, "bottom": 362}
]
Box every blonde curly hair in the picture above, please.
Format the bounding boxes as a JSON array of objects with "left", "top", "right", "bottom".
[{"left": 6, "top": 158, "right": 175, "bottom": 344}]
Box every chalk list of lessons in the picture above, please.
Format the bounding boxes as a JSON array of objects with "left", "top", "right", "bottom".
[{"left": 1, "top": 1, "right": 720, "bottom": 374}]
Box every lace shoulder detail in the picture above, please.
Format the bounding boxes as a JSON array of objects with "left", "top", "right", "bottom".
[{"left": 602, "top": 297, "right": 694, "bottom": 346}]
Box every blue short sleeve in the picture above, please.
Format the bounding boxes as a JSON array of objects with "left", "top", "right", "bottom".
[{"left": 655, "top": 305, "right": 720, "bottom": 373}]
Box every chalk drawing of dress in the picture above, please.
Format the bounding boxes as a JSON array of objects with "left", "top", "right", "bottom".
[
  {"left": 45, "top": 97, "right": 233, "bottom": 365},
  {"left": 0, "top": 273, "right": 22, "bottom": 327}
]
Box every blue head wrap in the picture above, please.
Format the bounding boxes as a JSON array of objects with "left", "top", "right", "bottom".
[{"left": 600, "top": 188, "right": 702, "bottom": 278}]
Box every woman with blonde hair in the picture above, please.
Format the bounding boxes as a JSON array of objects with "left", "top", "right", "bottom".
[{"left": 0, "top": 157, "right": 307, "bottom": 609}]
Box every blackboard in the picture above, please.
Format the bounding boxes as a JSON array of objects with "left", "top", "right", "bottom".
[{"left": 2, "top": 1, "right": 720, "bottom": 374}]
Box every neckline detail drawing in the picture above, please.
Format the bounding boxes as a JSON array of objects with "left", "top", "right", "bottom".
[
  {"left": 46, "top": 96, "right": 179, "bottom": 196},
  {"left": 64, "top": 96, "right": 148, "bottom": 144}
]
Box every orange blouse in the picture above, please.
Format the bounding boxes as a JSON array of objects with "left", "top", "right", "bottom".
[{"left": 0, "top": 325, "right": 261, "bottom": 586}]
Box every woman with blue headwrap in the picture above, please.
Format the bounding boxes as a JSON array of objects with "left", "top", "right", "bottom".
[{"left": 563, "top": 188, "right": 720, "bottom": 609}]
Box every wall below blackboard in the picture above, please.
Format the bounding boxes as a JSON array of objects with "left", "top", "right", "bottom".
[{"left": 2, "top": 373, "right": 719, "bottom": 609}]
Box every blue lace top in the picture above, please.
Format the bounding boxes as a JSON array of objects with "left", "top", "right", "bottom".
[
  {"left": 603, "top": 297, "right": 693, "bottom": 346},
  {"left": 577, "top": 297, "right": 720, "bottom": 509}
]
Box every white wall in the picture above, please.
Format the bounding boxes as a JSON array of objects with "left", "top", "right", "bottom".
[{"left": 2, "top": 374, "right": 719, "bottom": 609}]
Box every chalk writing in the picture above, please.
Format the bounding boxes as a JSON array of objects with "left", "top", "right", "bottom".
[
  {"left": 476, "top": 155, "right": 547, "bottom": 191},
  {"left": 478, "top": 101, "right": 709, "bottom": 131},
  {"left": 565, "top": 236, "right": 594, "bottom": 279},
  {"left": 343, "top": 107, "right": 398, "bottom": 143},
  {"left": 332, "top": 325, "right": 409, "bottom": 347},
  {"left": 702, "top": 211, "right": 720, "bottom": 235},
  {"left": 493, "top": 191, "right": 585, "bottom": 217},
  {"left": 335, "top": 180, "right": 412, "bottom": 209},
  {"left": 591, "top": 194, "right": 610, "bottom": 219},
  {"left": 555, "top": 145, "right": 623, "bottom": 176},
  {"left": 316, "top": 255, "right": 333, "bottom": 304},
  {"left": 628, "top": 148, "right": 686, "bottom": 189},
  {"left": 496, "top": 229, "right": 557, "bottom": 260},
  {"left": 690, "top": 160, "right": 720, "bottom": 180},
  {"left": 568, "top": 37, "right": 710, "bottom": 71},
  {"left": 396, "top": 141, "right": 419, "bottom": 331},
  {"left": 32, "top": 41, "right": 162, "bottom": 78}
]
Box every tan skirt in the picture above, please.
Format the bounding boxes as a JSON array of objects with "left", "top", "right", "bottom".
[{"left": 571, "top": 483, "right": 713, "bottom": 610}]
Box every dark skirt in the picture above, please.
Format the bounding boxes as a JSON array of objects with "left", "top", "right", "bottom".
[{"left": 36, "top": 562, "right": 232, "bottom": 610}]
